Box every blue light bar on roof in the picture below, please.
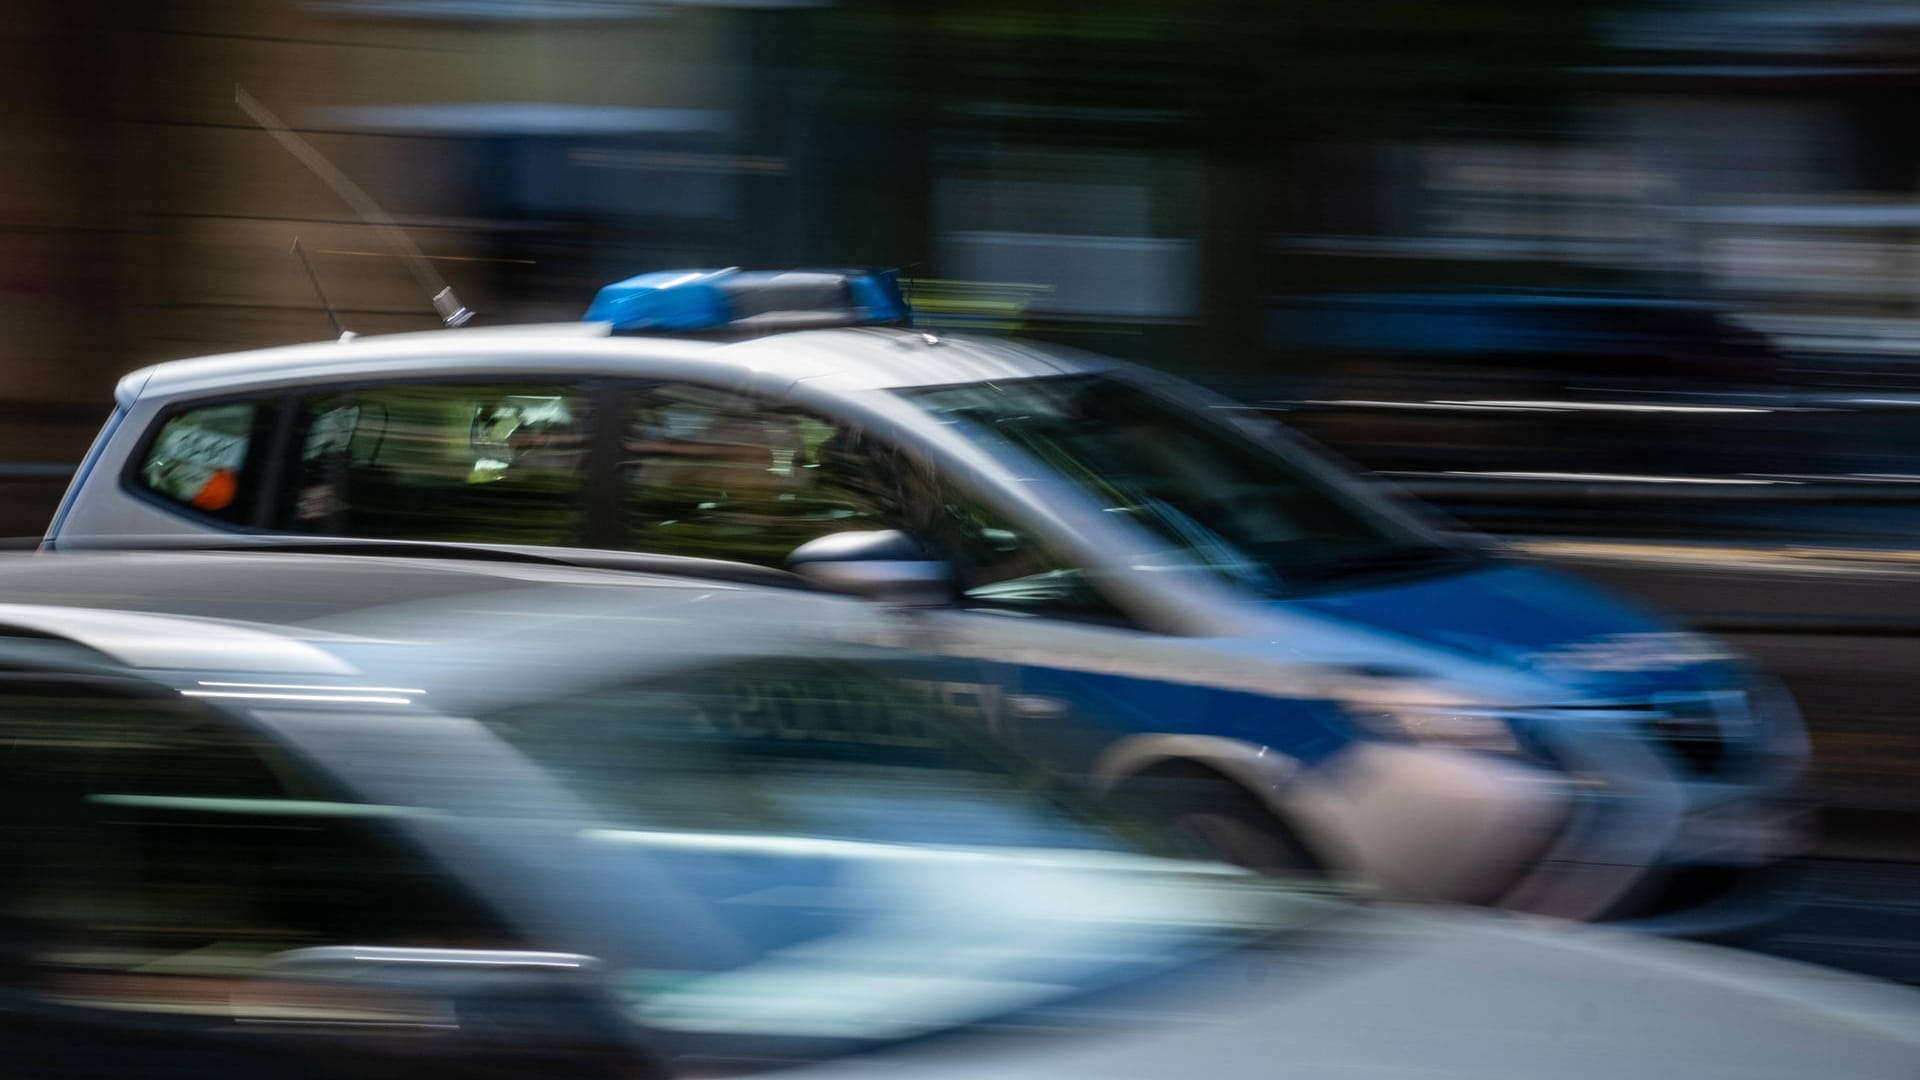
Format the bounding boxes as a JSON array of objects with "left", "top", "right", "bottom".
[{"left": 584, "top": 268, "right": 909, "bottom": 335}]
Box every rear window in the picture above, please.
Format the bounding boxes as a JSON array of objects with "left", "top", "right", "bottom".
[{"left": 135, "top": 402, "right": 262, "bottom": 522}]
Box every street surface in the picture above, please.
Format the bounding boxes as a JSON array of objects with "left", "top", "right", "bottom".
[{"left": 1753, "top": 860, "right": 1920, "bottom": 986}]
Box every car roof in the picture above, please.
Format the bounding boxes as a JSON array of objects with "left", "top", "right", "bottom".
[
  {"left": 119, "top": 322, "right": 1109, "bottom": 404},
  {"left": 0, "top": 548, "right": 880, "bottom": 714}
]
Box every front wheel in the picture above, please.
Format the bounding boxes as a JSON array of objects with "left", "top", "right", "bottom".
[{"left": 1127, "top": 765, "right": 1326, "bottom": 878}]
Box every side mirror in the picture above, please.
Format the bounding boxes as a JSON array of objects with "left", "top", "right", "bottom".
[{"left": 788, "top": 530, "right": 955, "bottom": 607}]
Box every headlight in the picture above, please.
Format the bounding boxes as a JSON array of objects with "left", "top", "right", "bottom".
[{"left": 1343, "top": 703, "right": 1522, "bottom": 755}]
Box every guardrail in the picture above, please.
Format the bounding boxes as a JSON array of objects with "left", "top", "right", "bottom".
[
  {"left": 1692, "top": 614, "right": 1920, "bottom": 637},
  {"left": 1248, "top": 392, "right": 1920, "bottom": 508},
  {"left": 1263, "top": 391, "right": 1920, "bottom": 416},
  {"left": 1388, "top": 477, "right": 1920, "bottom": 504}
]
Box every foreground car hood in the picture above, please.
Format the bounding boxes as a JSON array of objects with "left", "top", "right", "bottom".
[
  {"left": 788, "top": 908, "right": 1920, "bottom": 1080},
  {"left": 1287, "top": 562, "right": 1746, "bottom": 700}
]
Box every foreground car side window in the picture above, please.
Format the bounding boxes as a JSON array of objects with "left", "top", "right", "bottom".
[
  {"left": 0, "top": 679, "right": 512, "bottom": 1019},
  {"left": 134, "top": 402, "right": 265, "bottom": 522},
  {"left": 281, "top": 382, "right": 593, "bottom": 545}
]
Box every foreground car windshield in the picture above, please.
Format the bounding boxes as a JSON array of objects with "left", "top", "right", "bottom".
[
  {"left": 477, "top": 660, "right": 1300, "bottom": 1049},
  {"left": 903, "top": 374, "right": 1466, "bottom": 595}
]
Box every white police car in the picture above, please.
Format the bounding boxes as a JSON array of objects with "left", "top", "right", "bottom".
[{"left": 43, "top": 268, "right": 1810, "bottom": 934}]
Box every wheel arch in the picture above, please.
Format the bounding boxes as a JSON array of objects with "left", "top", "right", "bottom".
[{"left": 1090, "top": 734, "right": 1358, "bottom": 876}]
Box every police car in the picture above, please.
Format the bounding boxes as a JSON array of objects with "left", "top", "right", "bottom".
[
  {"left": 1, "top": 548, "right": 1913, "bottom": 1080},
  {"left": 43, "top": 268, "right": 1810, "bottom": 934}
]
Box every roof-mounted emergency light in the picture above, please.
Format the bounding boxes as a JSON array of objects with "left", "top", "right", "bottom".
[{"left": 584, "top": 268, "right": 910, "bottom": 336}]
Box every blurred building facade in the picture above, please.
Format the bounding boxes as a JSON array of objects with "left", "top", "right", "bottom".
[{"left": 3, "top": 0, "right": 1920, "bottom": 530}]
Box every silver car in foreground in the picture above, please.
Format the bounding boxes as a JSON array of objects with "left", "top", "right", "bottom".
[{"left": 0, "top": 548, "right": 1909, "bottom": 1079}]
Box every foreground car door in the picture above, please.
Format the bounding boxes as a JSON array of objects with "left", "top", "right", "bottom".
[{"left": 0, "top": 670, "right": 644, "bottom": 1078}]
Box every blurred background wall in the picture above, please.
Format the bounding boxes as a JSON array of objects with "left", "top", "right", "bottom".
[
  {"left": 0, "top": 0, "right": 1918, "bottom": 864},
  {"left": 6, "top": 0, "right": 1920, "bottom": 505}
]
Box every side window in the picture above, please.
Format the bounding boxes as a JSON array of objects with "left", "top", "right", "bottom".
[
  {"left": 135, "top": 402, "right": 266, "bottom": 522},
  {"left": 622, "top": 384, "right": 903, "bottom": 565},
  {"left": 282, "top": 382, "right": 593, "bottom": 545},
  {"left": 618, "top": 382, "right": 1127, "bottom": 621},
  {"left": 911, "top": 476, "right": 1129, "bottom": 623},
  {"left": 0, "top": 682, "right": 511, "bottom": 1017}
]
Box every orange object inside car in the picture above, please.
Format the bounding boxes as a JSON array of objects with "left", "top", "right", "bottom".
[{"left": 191, "top": 468, "right": 238, "bottom": 511}]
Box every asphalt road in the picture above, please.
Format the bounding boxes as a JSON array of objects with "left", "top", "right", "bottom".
[{"left": 1750, "top": 859, "right": 1920, "bottom": 986}]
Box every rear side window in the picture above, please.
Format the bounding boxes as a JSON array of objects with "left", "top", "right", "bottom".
[
  {"left": 135, "top": 402, "right": 263, "bottom": 522},
  {"left": 280, "top": 382, "right": 594, "bottom": 546}
]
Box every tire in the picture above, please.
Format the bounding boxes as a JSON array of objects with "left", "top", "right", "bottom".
[{"left": 1125, "top": 763, "right": 1326, "bottom": 879}]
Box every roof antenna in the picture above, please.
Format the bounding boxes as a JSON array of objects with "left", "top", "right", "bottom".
[
  {"left": 290, "top": 237, "right": 354, "bottom": 342},
  {"left": 895, "top": 261, "right": 923, "bottom": 309},
  {"left": 889, "top": 261, "right": 937, "bottom": 344},
  {"left": 235, "top": 85, "right": 473, "bottom": 328}
]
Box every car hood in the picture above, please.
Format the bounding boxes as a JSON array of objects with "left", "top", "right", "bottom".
[
  {"left": 1283, "top": 561, "right": 1746, "bottom": 701},
  {"left": 786, "top": 908, "right": 1920, "bottom": 1080}
]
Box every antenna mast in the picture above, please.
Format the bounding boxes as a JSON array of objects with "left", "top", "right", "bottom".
[
  {"left": 290, "top": 237, "right": 352, "bottom": 341},
  {"left": 235, "top": 85, "right": 472, "bottom": 327}
]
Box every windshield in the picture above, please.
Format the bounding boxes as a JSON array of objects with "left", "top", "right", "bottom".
[
  {"left": 476, "top": 658, "right": 1304, "bottom": 1053},
  {"left": 903, "top": 374, "right": 1470, "bottom": 596}
]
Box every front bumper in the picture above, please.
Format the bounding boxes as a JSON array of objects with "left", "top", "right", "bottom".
[
  {"left": 1277, "top": 743, "right": 1573, "bottom": 905},
  {"left": 1499, "top": 789, "right": 1815, "bottom": 938},
  {"left": 1279, "top": 733, "right": 1811, "bottom": 937},
  {"left": 1496, "top": 693, "right": 1811, "bottom": 936}
]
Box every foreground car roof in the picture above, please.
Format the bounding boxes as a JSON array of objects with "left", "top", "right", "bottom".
[
  {"left": 117, "top": 323, "right": 1110, "bottom": 404},
  {"left": 0, "top": 549, "right": 874, "bottom": 714}
]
